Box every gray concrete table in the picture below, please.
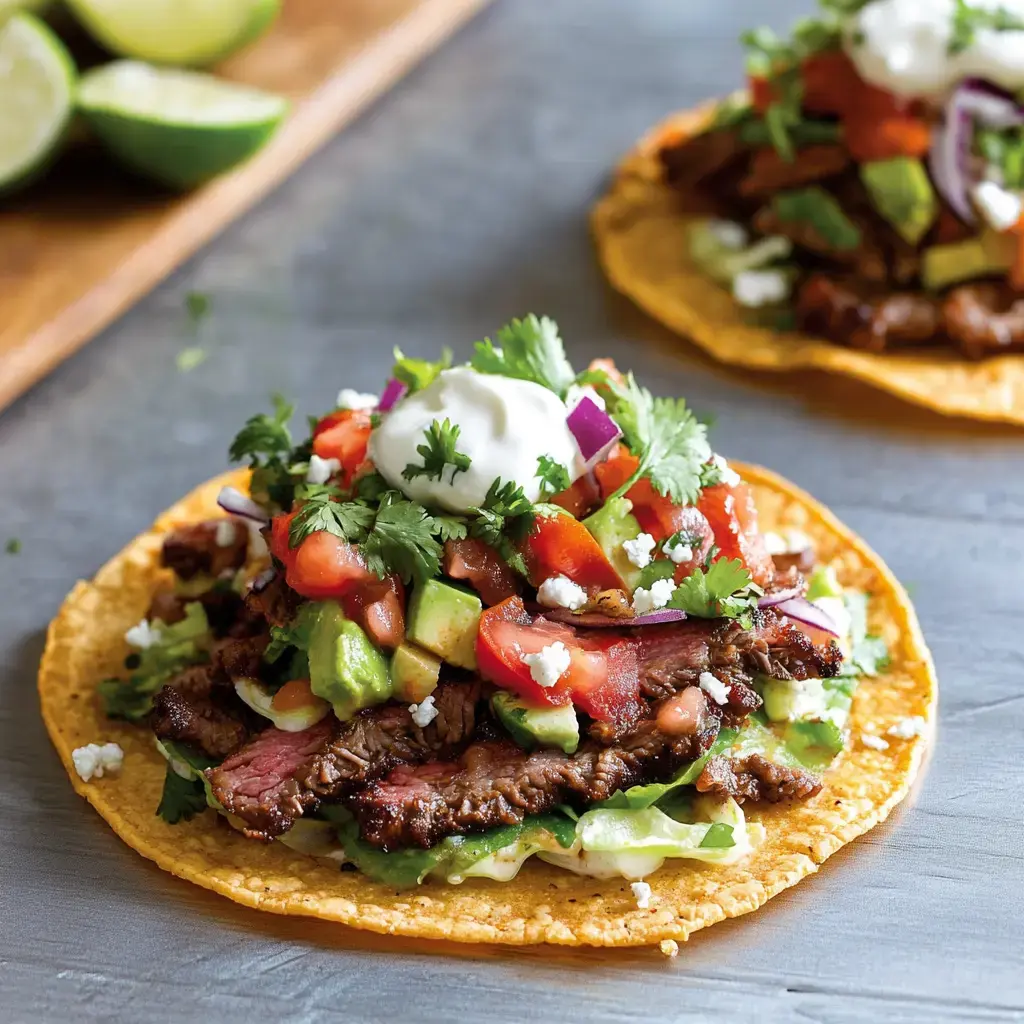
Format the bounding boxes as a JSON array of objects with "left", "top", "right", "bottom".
[{"left": 2, "top": 1, "right": 1022, "bottom": 1021}]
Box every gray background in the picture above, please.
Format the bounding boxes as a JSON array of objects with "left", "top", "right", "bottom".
[{"left": 2, "top": 1, "right": 1022, "bottom": 1021}]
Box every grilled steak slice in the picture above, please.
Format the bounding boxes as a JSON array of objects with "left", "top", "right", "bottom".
[
  {"left": 639, "top": 611, "right": 841, "bottom": 702},
  {"left": 206, "top": 680, "right": 487, "bottom": 840},
  {"left": 150, "top": 664, "right": 251, "bottom": 759},
  {"left": 205, "top": 719, "right": 336, "bottom": 840},
  {"left": 245, "top": 572, "right": 302, "bottom": 628},
  {"left": 661, "top": 128, "right": 751, "bottom": 196},
  {"left": 147, "top": 585, "right": 256, "bottom": 638},
  {"left": 738, "top": 145, "right": 850, "bottom": 198},
  {"left": 943, "top": 282, "right": 1024, "bottom": 358},
  {"left": 695, "top": 753, "right": 822, "bottom": 804},
  {"left": 161, "top": 520, "right": 248, "bottom": 581},
  {"left": 214, "top": 633, "right": 270, "bottom": 681},
  {"left": 353, "top": 692, "right": 721, "bottom": 850}
]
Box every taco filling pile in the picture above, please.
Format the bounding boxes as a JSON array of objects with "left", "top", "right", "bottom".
[
  {"left": 82, "top": 316, "right": 898, "bottom": 891},
  {"left": 661, "top": 0, "right": 1024, "bottom": 357}
]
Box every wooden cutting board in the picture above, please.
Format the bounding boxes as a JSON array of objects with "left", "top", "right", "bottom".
[{"left": 0, "top": 0, "right": 491, "bottom": 412}]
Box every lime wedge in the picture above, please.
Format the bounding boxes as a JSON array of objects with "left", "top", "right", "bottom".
[
  {"left": 0, "top": 12, "right": 75, "bottom": 193},
  {"left": 77, "top": 61, "right": 288, "bottom": 189},
  {"left": 65, "top": 0, "right": 279, "bottom": 66}
]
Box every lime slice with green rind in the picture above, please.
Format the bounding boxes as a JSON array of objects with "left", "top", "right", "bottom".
[
  {"left": 0, "top": 12, "right": 75, "bottom": 194},
  {"left": 64, "top": 0, "right": 280, "bottom": 66},
  {"left": 78, "top": 60, "right": 288, "bottom": 189}
]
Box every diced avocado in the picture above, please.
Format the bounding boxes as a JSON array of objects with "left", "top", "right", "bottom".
[
  {"left": 407, "top": 579, "right": 481, "bottom": 670},
  {"left": 492, "top": 691, "right": 580, "bottom": 754},
  {"left": 583, "top": 496, "right": 645, "bottom": 590},
  {"left": 860, "top": 157, "right": 938, "bottom": 245},
  {"left": 922, "top": 231, "right": 1014, "bottom": 291},
  {"left": 308, "top": 601, "right": 392, "bottom": 721},
  {"left": 391, "top": 643, "right": 442, "bottom": 703},
  {"left": 806, "top": 565, "right": 842, "bottom": 601},
  {"left": 761, "top": 678, "right": 827, "bottom": 723}
]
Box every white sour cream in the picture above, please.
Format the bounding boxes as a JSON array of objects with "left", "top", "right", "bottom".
[
  {"left": 368, "top": 367, "right": 585, "bottom": 513},
  {"left": 848, "top": 0, "right": 1024, "bottom": 99}
]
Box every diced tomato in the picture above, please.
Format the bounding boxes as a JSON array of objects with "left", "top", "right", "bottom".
[
  {"left": 272, "top": 678, "right": 319, "bottom": 712},
  {"left": 344, "top": 575, "right": 406, "bottom": 649},
  {"left": 800, "top": 50, "right": 863, "bottom": 116},
  {"left": 749, "top": 74, "right": 776, "bottom": 114},
  {"left": 522, "top": 514, "right": 625, "bottom": 592},
  {"left": 443, "top": 538, "right": 519, "bottom": 606},
  {"left": 668, "top": 505, "right": 715, "bottom": 583},
  {"left": 286, "top": 530, "right": 373, "bottom": 601},
  {"left": 586, "top": 357, "right": 626, "bottom": 388},
  {"left": 844, "top": 113, "right": 931, "bottom": 163},
  {"left": 475, "top": 597, "right": 642, "bottom": 724},
  {"left": 312, "top": 409, "right": 373, "bottom": 485},
  {"left": 550, "top": 471, "right": 601, "bottom": 519},
  {"left": 697, "top": 482, "right": 775, "bottom": 588},
  {"left": 594, "top": 451, "right": 699, "bottom": 543},
  {"left": 269, "top": 510, "right": 298, "bottom": 564}
]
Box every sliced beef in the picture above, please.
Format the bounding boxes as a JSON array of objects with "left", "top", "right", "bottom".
[
  {"left": 795, "top": 273, "right": 942, "bottom": 352},
  {"left": 738, "top": 145, "right": 850, "bottom": 198},
  {"left": 213, "top": 632, "right": 270, "bottom": 681},
  {"left": 150, "top": 664, "right": 251, "bottom": 759},
  {"left": 205, "top": 719, "right": 336, "bottom": 840},
  {"left": 245, "top": 572, "right": 301, "bottom": 628},
  {"left": 695, "top": 753, "right": 822, "bottom": 804},
  {"left": 660, "top": 128, "right": 751, "bottom": 195},
  {"left": 353, "top": 697, "right": 721, "bottom": 850},
  {"left": 161, "top": 520, "right": 248, "bottom": 581},
  {"left": 147, "top": 584, "right": 252, "bottom": 637},
  {"left": 639, "top": 610, "right": 841, "bottom": 702},
  {"left": 207, "top": 681, "right": 487, "bottom": 840},
  {"left": 943, "top": 282, "right": 1024, "bottom": 358}
]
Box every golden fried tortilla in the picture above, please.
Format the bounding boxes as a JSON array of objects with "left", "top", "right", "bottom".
[
  {"left": 593, "top": 106, "right": 1024, "bottom": 426},
  {"left": 39, "top": 467, "right": 936, "bottom": 946}
]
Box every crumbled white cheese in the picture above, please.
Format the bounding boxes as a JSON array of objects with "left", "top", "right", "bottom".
[
  {"left": 306, "top": 454, "right": 342, "bottom": 485},
  {"left": 888, "top": 715, "right": 926, "bottom": 740},
  {"left": 409, "top": 695, "right": 439, "bottom": 728},
  {"left": 631, "top": 880, "right": 652, "bottom": 909},
  {"left": 622, "top": 532, "right": 657, "bottom": 569},
  {"left": 522, "top": 641, "right": 571, "bottom": 689},
  {"left": 762, "top": 528, "right": 813, "bottom": 557},
  {"left": 698, "top": 671, "right": 731, "bottom": 705},
  {"left": 660, "top": 939, "right": 680, "bottom": 958},
  {"left": 860, "top": 733, "right": 890, "bottom": 751},
  {"left": 788, "top": 678, "right": 826, "bottom": 721},
  {"left": 125, "top": 619, "right": 161, "bottom": 650},
  {"left": 72, "top": 743, "right": 124, "bottom": 782},
  {"left": 632, "top": 578, "right": 675, "bottom": 615},
  {"left": 215, "top": 519, "right": 238, "bottom": 548},
  {"left": 537, "top": 574, "right": 588, "bottom": 611},
  {"left": 336, "top": 388, "right": 378, "bottom": 411},
  {"left": 972, "top": 181, "right": 1023, "bottom": 233},
  {"left": 663, "top": 536, "right": 693, "bottom": 564},
  {"left": 706, "top": 219, "right": 748, "bottom": 250},
  {"left": 565, "top": 383, "right": 607, "bottom": 412},
  {"left": 732, "top": 269, "right": 790, "bottom": 309},
  {"left": 710, "top": 454, "right": 742, "bottom": 488}
]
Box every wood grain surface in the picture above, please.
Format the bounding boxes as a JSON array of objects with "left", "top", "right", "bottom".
[
  {"left": 1, "top": 1, "right": 1022, "bottom": 1021},
  {"left": 0, "top": 0, "right": 490, "bottom": 413}
]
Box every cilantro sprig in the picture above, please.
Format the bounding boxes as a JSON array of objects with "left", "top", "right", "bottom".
[
  {"left": 402, "top": 419, "right": 472, "bottom": 484},
  {"left": 536, "top": 455, "right": 571, "bottom": 499},
  {"left": 949, "top": 0, "right": 1024, "bottom": 54},
  {"left": 468, "top": 478, "right": 536, "bottom": 576},
  {"left": 392, "top": 347, "right": 452, "bottom": 392},
  {"left": 228, "top": 395, "right": 308, "bottom": 512},
  {"left": 471, "top": 315, "right": 575, "bottom": 398},
  {"left": 669, "top": 558, "right": 763, "bottom": 626}
]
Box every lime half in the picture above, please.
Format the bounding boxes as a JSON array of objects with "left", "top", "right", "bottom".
[
  {"left": 78, "top": 61, "right": 288, "bottom": 189},
  {"left": 65, "top": 0, "right": 279, "bottom": 66},
  {"left": 0, "top": 12, "right": 75, "bottom": 193}
]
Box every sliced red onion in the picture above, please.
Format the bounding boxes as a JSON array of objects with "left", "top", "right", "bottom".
[
  {"left": 378, "top": 378, "right": 407, "bottom": 412},
  {"left": 772, "top": 597, "right": 840, "bottom": 637},
  {"left": 929, "top": 78, "right": 1024, "bottom": 226},
  {"left": 217, "top": 486, "right": 270, "bottom": 524},
  {"left": 566, "top": 395, "right": 623, "bottom": 469},
  {"left": 758, "top": 584, "right": 803, "bottom": 609},
  {"left": 249, "top": 567, "right": 277, "bottom": 594},
  {"left": 541, "top": 607, "right": 687, "bottom": 628}
]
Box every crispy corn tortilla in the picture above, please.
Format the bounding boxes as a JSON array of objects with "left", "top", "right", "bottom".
[
  {"left": 39, "top": 466, "right": 936, "bottom": 947},
  {"left": 593, "top": 106, "right": 1024, "bottom": 426}
]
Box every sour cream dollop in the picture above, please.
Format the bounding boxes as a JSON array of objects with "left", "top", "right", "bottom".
[
  {"left": 848, "top": 0, "right": 1024, "bottom": 99},
  {"left": 368, "top": 367, "right": 585, "bottom": 513}
]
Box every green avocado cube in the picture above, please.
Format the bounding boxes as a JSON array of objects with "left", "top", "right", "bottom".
[
  {"left": 391, "top": 643, "right": 442, "bottom": 704},
  {"left": 860, "top": 157, "right": 938, "bottom": 245},
  {"left": 492, "top": 691, "right": 580, "bottom": 754},
  {"left": 407, "top": 579, "right": 481, "bottom": 670},
  {"left": 308, "top": 602, "right": 392, "bottom": 721}
]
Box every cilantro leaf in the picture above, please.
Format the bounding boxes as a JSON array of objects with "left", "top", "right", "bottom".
[
  {"left": 361, "top": 497, "right": 443, "bottom": 585},
  {"left": 607, "top": 374, "right": 710, "bottom": 506},
  {"left": 156, "top": 767, "right": 208, "bottom": 824},
  {"left": 840, "top": 591, "right": 890, "bottom": 677},
  {"left": 402, "top": 418, "right": 472, "bottom": 484},
  {"left": 950, "top": 0, "right": 1024, "bottom": 54},
  {"left": 669, "top": 558, "right": 762, "bottom": 624},
  {"left": 228, "top": 395, "right": 307, "bottom": 512},
  {"left": 470, "top": 315, "right": 575, "bottom": 397},
  {"left": 468, "top": 478, "right": 535, "bottom": 577},
  {"left": 392, "top": 347, "right": 452, "bottom": 392},
  {"left": 185, "top": 291, "right": 210, "bottom": 326},
  {"left": 5, "top": 538, "right": 20, "bottom": 555},
  {"left": 264, "top": 603, "right": 321, "bottom": 664},
  {"left": 288, "top": 493, "right": 375, "bottom": 549},
  {"left": 536, "top": 455, "right": 571, "bottom": 499},
  {"left": 431, "top": 514, "right": 469, "bottom": 543}
]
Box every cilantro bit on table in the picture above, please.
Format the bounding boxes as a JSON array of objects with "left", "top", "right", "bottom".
[
  {"left": 471, "top": 315, "right": 575, "bottom": 398},
  {"left": 185, "top": 290, "right": 210, "bottom": 326},
  {"left": 5, "top": 538, "right": 20, "bottom": 555},
  {"left": 536, "top": 455, "right": 571, "bottom": 499},
  {"left": 176, "top": 346, "right": 207, "bottom": 373},
  {"left": 669, "top": 558, "right": 763, "bottom": 625},
  {"left": 402, "top": 418, "right": 472, "bottom": 484},
  {"left": 392, "top": 346, "right": 452, "bottom": 392}
]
